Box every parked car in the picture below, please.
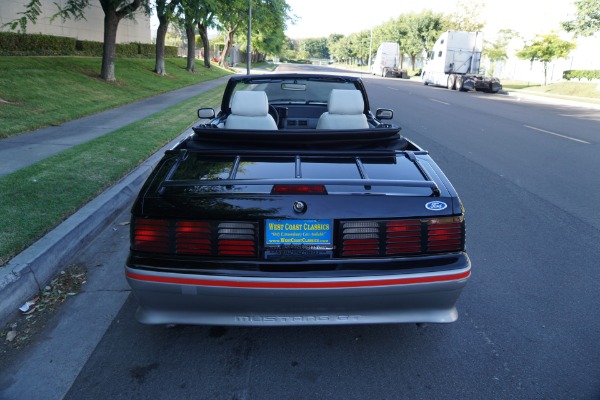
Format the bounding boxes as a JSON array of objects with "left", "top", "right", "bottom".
[{"left": 126, "top": 73, "right": 471, "bottom": 326}]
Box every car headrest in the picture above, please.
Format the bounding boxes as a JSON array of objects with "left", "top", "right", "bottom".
[
  {"left": 230, "top": 91, "right": 269, "bottom": 116},
  {"left": 327, "top": 89, "right": 365, "bottom": 115}
]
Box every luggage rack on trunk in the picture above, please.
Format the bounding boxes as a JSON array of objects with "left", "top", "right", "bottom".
[{"left": 156, "top": 150, "right": 441, "bottom": 197}]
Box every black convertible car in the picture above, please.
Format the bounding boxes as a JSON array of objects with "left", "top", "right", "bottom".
[{"left": 126, "top": 73, "right": 471, "bottom": 326}]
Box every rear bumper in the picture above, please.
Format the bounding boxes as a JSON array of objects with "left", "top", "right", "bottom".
[{"left": 125, "top": 258, "right": 471, "bottom": 326}]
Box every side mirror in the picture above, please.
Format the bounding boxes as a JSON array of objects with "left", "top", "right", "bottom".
[
  {"left": 198, "top": 108, "right": 216, "bottom": 119},
  {"left": 375, "top": 108, "right": 393, "bottom": 120}
]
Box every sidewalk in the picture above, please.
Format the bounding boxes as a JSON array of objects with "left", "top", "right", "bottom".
[
  {"left": 0, "top": 74, "right": 232, "bottom": 325},
  {"left": 0, "top": 75, "right": 231, "bottom": 177}
]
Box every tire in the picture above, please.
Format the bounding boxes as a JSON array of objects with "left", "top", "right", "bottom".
[
  {"left": 447, "top": 74, "right": 456, "bottom": 90},
  {"left": 456, "top": 75, "right": 467, "bottom": 92}
]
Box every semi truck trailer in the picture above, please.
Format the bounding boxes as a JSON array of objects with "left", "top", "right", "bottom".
[{"left": 421, "top": 31, "right": 502, "bottom": 93}]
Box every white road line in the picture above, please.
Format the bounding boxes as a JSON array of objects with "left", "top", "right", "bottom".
[
  {"left": 429, "top": 98, "right": 450, "bottom": 105},
  {"left": 523, "top": 125, "right": 591, "bottom": 144},
  {"left": 387, "top": 87, "right": 399, "bottom": 91}
]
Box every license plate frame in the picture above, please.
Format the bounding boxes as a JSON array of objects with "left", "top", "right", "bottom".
[{"left": 265, "top": 219, "right": 333, "bottom": 248}]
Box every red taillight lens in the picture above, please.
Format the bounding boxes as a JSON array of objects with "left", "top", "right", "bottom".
[
  {"left": 176, "top": 221, "right": 211, "bottom": 255},
  {"left": 427, "top": 217, "right": 464, "bottom": 253},
  {"left": 133, "top": 219, "right": 170, "bottom": 253},
  {"left": 271, "top": 185, "right": 327, "bottom": 195}
]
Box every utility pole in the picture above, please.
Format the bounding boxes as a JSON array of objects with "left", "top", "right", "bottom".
[{"left": 247, "top": 0, "right": 252, "bottom": 75}]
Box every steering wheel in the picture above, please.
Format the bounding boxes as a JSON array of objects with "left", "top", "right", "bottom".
[{"left": 268, "top": 105, "right": 280, "bottom": 127}]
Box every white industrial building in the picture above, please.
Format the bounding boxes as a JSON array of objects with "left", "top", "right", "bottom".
[{"left": 0, "top": 0, "right": 151, "bottom": 43}]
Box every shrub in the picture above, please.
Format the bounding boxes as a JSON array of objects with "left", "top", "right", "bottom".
[
  {"left": 137, "top": 42, "right": 156, "bottom": 57},
  {"left": 0, "top": 32, "right": 76, "bottom": 55},
  {"left": 75, "top": 40, "right": 104, "bottom": 56},
  {"left": 563, "top": 70, "right": 600, "bottom": 81},
  {"left": 165, "top": 46, "right": 178, "bottom": 57},
  {"left": 0, "top": 32, "right": 181, "bottom": 58},
  {"left": 116, "top": 42, "right": 139, "bottom": 57}
]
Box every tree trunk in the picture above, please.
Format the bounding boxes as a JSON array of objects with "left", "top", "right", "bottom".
[
  {"left": 101, "top": 9, "right": 120, "bottom": 81},
  {"left": 99, "top": 0, "right": 141, "bottom": 82},
  {"left": 185, "top": 23, "right": 195, "bottom": 72},
  {"left": 543, "top": 62, "right": 548, "bottom": 86},
  {"left": 198, "top": 22, "right": 211, "bottom": 68},
  {"left": 155, "top": 15, "right": 169, "bottom": 75},
  {"left": 220, "top": 29, "right": 235, "bottom": 67}
]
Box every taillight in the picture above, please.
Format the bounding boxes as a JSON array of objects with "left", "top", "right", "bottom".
[
  {"left": 176, "top": 221, "right": 211, "bottom": 255},
  {"left": 133, "top": 219, "right": 170, "bottom": 253},
  {"left": 132, "top": 218, "right": 257, "bottom": 258},
  {"left": 386, "top": 220, "right": 422, "bottom": 255},
  {"left": 271, "top": 185, "right": 327, "bottom": 195},
  {"left": 427, "top": 217, "right": 464, "bottom": 253},
  {"left": 341, "top": 221, "right": 379, "bottom": 256},
  {"left": 340, "top": 217, "right": 464, "bottom": 257},
  {"left": 218, "top": 222, "right": 257, "bottom": 256}
]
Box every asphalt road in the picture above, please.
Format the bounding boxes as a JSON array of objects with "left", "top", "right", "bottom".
[{"left": 3, "top": 64, "right": 599, "bottom": 400}]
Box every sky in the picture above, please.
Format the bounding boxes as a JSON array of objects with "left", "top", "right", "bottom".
[{"left": 283, "top": 0, "right": 577, "bottom": 40}]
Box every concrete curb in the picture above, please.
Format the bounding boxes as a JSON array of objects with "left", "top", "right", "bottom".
[
  {"left": 0, "top": 129, "right": 192, "bottom": 327},
  {"left": 505, "top": 90, "right": 600, "bottom": 110}
]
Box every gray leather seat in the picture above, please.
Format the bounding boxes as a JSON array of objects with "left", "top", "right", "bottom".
[{"left": 316, "top": 89, "right": 369, "bottom": 129}]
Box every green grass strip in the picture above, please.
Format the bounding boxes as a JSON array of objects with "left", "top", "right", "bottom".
[
  {"left": 0, "top": 57, "right": 231, "bottom": 138},
  {"left": 0, "top": 85, "right": 225, "bottom": 266}
]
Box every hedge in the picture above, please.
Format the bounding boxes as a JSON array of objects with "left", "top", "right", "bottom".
[
  {"left": 0, "top": 31, "right": 178, "bottom": 58},
  {"left": 563, "top": 70, "right": 600, "bottom": 81},
  {"left": 0, "top": 32, "right": 76, "bottom": 55},
  {"left": 75, "top": 39, "right": 104, "bottom": 56}
]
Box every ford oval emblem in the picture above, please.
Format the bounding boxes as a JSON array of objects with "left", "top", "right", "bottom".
[{"left": 425, "top": 201, "right": 447, "bottom": 211}]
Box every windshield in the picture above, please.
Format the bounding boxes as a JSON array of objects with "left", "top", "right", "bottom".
[{"left": 230, "top": 79, "right": 362, "bottom": 105}]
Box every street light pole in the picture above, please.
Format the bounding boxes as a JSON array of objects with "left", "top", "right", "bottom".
[
  {"left": 367, "top": 28, "right": 373, "bottom": 73},
  {"left": 247, "top": 0, "right": 252, "bottom": 75}
]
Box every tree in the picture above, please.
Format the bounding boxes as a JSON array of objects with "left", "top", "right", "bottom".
[
  {"left": 235, "top": 0, "right": 291, "bottom": 63},
  {"left": 327, "top": 34, "right": 351, "bottom": 63},
  {"left": 442, "top": 0, "right": 486, "bottom": 31},
  {"left": 516, "top": 33, "right": 576, "bottom": 85},
  {"left": 301, "top": 38, "right": 329, "bottom": 59},
  {"left": 179, "top": 0, "right": 198, "bottom": 72},
  {"left": 408, "top": 10, "right": 445, "bottom": 54},
  {"left": 155, "top": 0, "right": 180, "bottom": 75},
  {"left": 53, "top": 0, "right": 150, "bottom": 81},
  {"left": 562, "top": 0, "right": 600, "bottom": 37},
  {"left": 175, "top": 0, "right": 218, "bottom": 70},
  {"left": 215, "top": 0, "right": 248, "bottom": 67},
  {"left": 214, "top": 0, "right": 291, "bottom": 67},
  {"left": 249, "top": 0, "right": 291, "bottom": 62},
  {"left": 484, "top": 29, "right": 520, "bottom": 76},
  {"left": 2, "top": 0, "right": 42, "bottom": 33},
  {"left": 196, "top": 0, "right": 218, "bottom": 68},
  {"left": 8, "top": 0, "right": 150, "bottom": 81}
]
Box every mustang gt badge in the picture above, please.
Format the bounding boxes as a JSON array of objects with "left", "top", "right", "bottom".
[{"left": 425, "top": 201, "right": 448, "bottom": 211}]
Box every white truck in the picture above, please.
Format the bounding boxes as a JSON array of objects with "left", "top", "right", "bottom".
[
  {"left": 421, "top": 31, "right": 502, "bottom": 93},
  {"left": 371, "top": 42, "right": 408, "bottom": 78}
]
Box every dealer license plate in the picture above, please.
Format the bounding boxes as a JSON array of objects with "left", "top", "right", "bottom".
[{"left": 265, "top": 219, "right": 333, "bottom": 247}]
